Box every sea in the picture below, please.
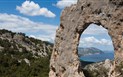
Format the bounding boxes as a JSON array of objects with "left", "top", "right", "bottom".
[{"left": 79, "top": 52, "right": 114, "bottom": 62}]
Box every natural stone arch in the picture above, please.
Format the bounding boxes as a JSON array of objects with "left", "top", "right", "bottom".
[{"left": 49, "top": 0, "right": 123, "bottom": 77}]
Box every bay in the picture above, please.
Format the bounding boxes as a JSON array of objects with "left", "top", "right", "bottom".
[{"left": 80, "top": 52, "right": 114, "bottom": 62}]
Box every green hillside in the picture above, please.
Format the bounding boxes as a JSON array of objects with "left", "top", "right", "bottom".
[{"left": 0, "top": 29, "right": 53, "bottom": 77}]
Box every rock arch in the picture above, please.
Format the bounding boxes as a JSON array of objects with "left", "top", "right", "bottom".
[{"left": 49, "top": 0, "right": 123, "bottom": 77}]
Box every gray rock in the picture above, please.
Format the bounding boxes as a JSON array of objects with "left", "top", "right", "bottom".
[
  {"left": 83, "top": 59, "right": 113, "bottom": 77},
  {"left": 49, "top": 0, "right": 123, "bottom": 77}
]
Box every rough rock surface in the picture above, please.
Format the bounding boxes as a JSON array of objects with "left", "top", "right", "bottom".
[
  {"left": 49, "top": 0, "right": 123, "bottom": 77},
  {"left": 83, "top": 59, "right": 114, "bottom": 77},
  {"left": 0, "top": 29, "right": 53, "bottom": 57}
]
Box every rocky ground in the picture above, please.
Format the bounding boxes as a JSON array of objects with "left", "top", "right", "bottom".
[{"left": 83, "top": 59, "right": 113, "bottom": 77}]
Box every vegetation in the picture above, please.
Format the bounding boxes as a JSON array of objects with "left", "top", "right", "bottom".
[
  {"left": 0, "top": 52, "right": 49, "bottom": 77},
  {"left": 0, "top": 29, "right": 53, "bottom": 77},
  {"left": 0, "top": 51, "right": 50, "bottom": 77}
]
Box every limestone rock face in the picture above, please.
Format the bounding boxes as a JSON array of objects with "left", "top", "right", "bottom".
[
  {"left": 83, "top": 59, "right": 113, "bottom": 77},
  {"left": 49, "top": 0, "right": 123, "bottom": 77}
]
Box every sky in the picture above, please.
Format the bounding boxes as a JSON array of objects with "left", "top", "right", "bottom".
[{"left": 0, "top": 0, "right": 114, "bottom": 51}]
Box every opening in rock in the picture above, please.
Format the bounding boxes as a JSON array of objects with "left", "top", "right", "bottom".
[
  {"left": 78, "top": 23, "right": 114, "bottom": 66},
  {"left": 78, "top": 24, "right": 114, "bottom": 77}
]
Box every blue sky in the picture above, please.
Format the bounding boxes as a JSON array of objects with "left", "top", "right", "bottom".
[{"left": 0, "top": 0, "right": 114, "bottom": 51}]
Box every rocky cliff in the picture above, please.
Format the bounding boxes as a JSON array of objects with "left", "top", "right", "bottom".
[
  {"left": 0, "top": 29, "right": 53, "bottom": 57},
  {"left": 49, "top": 0, "right": 123, "bottom": 77}
]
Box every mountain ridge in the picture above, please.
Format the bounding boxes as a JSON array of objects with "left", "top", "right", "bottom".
[{"left": 78, "top": 47, "right": 104, "bottom": 56}]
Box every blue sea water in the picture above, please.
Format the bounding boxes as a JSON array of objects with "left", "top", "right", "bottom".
[{"left": 79, "top": 52, "right": 114, "bottom": 62}]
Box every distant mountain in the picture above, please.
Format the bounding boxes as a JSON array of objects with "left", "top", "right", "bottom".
[
  {"left": 0, "top": 29, "right": 53, "bottom": 77},
  {"left": 78, "top": 47, "right": 104, "bottom": 56}
]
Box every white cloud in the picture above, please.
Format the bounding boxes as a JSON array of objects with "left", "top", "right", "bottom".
[
  {"left": 55, "top": 0, "right": 77, "bottom": 9},
  {"left": 16, "top": 1, "right": 56, "bottom": 18},
  {"left": 29, "top": 33, "right": 55, "bottom": 43},
  {"left": 83, "top": 24, "right": 107, "bottom": 35},
  {"left": 0, "top": 13, "right": 58, "bottom": 42},
  {"left": 79, "top": 36, "right": 112, "bottom": 47}
]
